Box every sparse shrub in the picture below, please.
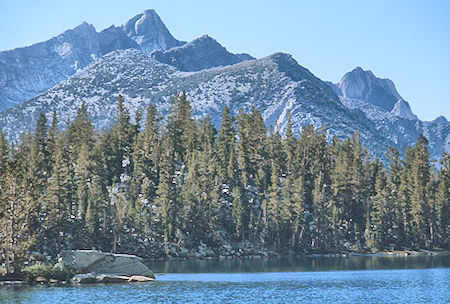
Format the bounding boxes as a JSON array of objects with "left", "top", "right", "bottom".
[{"left": 22, "top": 262, "right": 78, "bottom": 281}]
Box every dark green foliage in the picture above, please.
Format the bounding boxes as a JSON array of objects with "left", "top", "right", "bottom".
[
  {"left": 0, "top": 92, "right": 447, "bottom": 267},
  {"left": 22, "top": 262, "right": 78, "bottom": 281}
]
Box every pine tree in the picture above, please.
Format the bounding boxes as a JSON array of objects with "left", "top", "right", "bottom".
[
  {"left": 29, "top": 113, "right": 50, "bottom": 196},
  {"left": 216, "top": 105, "right": 239, "bottom": 232},
  {"left": 47, "top": 110, "right": 59, "bottom": 169},
  {"left": 167, "top": 91, "right": 196, "bottom": 164},
  {"left": 75, "top": 143, "right": 92, "bottom": 224},
  {"left": 267, "top": 163, "right": 282, "bottom": 249},
  {"left": 108, "top": 183, "right": 128, "bottom": 253},
  {"left": 216, "top": 105, "right": 235, "bottom": 185},
  {"left": 0, "top": 157, "right": 35, "bottom": 274},
  {"left": 365, "top": 162, "right": 389, "bottom": 250},
  {"left": 410, "top": 135, "right": 431, "bottom": 247},
  {"left": 436, "top": 152, "right": 450, "bottom": 248},
  {"left": 281, "top": 174, "right": 305, "bottom": 249},
  {"left": 45, "top": 137, "right": 70, "bottom": 254},
  {"left": 154, "top": 134, "right": 177, "bottom": 250},
  {"left": 386, "top": 147, "right": 402, "bottom": 248},
  {"left": 349, "top": 131, "right": 367, "bottom": 248},
  {"left": 131, "top": 104, "right": 161, "bottom": 236}
]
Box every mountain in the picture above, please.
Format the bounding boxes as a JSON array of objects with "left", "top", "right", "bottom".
[
  {"left": 341, "top": 97, "right": 449, "bottom": 162},
  {"left": 0, "top": 49, "right": 403, "bottom": 161},
  {"left": 331, "top": 67, "right": 448, "bottom": 161},
  {"left": 0, "top": 9, "right": 256, "bottom": 112},
  {"left": 0, "top": 22, "right": 101, "bottom": 111},
  {"left": 0, "top": 9, "right": 448, "bottom": 163},
  {"left": 335, "top": 67, "right": 412, "bottom": 113},
  {"left": 151, "top": 35, "right": 254, "bottom": 72},
  {"left": 121, "top": 9, "right": 184, "bottom": 53},
  {"left": 98, "top": 25, "right": 139, "bottom": 55},
  {"left": 0, "top": 10, "right": 179, "bottom": 111}
]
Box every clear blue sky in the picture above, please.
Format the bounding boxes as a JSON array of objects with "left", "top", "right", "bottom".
[{"left": 1, "top": 0, "right": 449, "bottom": 121}]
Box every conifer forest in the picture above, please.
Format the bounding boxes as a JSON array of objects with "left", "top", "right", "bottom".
[{"left": 1, "top": 93, "right": 449, "bottom": 271}]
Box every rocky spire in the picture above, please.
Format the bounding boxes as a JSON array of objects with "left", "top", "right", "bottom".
[{"left": 121, "top": 9, "right": 184, "bottom": 53}]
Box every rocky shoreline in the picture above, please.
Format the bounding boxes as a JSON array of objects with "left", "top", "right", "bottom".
[
  {"left": 1, "top": 249, "right": 448, "bottom": 286},
  {"left": 1, "top": 250, "right": 155, "bottom": 286}
]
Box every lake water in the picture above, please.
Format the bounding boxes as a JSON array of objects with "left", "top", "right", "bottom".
[{"left": 1, "top": 255, "right": 449, "bottom": 303}]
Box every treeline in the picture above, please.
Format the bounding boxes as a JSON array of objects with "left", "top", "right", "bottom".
[{"left": 1, "top": 92, "right": 449, "bottom": 272}]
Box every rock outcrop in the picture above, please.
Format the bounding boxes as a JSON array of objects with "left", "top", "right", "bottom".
[
  {"left": 336, "top": 66, "right": 402, "bottom": 111},
  {"left": 121, "top": 9, "right": 184, "bottom": 54},
  {"left": 59, "top": 250, "right": 155, "bottom": 283}
]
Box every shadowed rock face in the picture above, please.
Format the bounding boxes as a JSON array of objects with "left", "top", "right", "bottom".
[
  {"left": 98, "top": 25, "right": 139, "bottom": 55},
  {"left": 151, "top": 35, "right": 252, "bottom": 71},
  {"left": 59, "top": 250, "right": 154, "bottom": 278}
]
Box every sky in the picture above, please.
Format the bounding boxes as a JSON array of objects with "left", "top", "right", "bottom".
[{"left": 0, "top": 0, "right": 449, "bottom": 121}]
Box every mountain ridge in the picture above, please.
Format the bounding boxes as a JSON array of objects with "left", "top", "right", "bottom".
[
  {"left": 0, "top": 49, "right": 405, "bottom": 161},
  {"left": 0, "top": 9, "right": 251, "bottom": 111},
  {"left": 0, "top": 9, "right": 448, "bottom": 163}
]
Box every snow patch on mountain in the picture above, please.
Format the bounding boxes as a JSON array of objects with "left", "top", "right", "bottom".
[{"left": 0, "top": 49, "right": 393, "bottom": 161}]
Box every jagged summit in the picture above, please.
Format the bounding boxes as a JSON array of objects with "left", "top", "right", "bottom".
[
  {"left": 0, "top": 9, "right": 186, "bottom": 111},
  {"left": 122, "top": 9, "right": 184, "bottom": 53},
  {"left": 151, "top": 34, "right": 252, "bottom": 71},
  {"left": 337, "top": 66, "right": 401, "bottom": 111}
]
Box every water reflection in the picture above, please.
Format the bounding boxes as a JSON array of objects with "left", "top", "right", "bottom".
[{"left": 147, "top": 254, "right": 450, "bottom": 274}]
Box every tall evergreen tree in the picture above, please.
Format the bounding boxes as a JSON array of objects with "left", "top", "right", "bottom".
[
  {"left": 45, "top": 137, "right": 70, "bottom": 254},
  {"left": 0, "top": 158, "right": 35, "bottom": 274},
  {"left": 436, "top": 152, "right": 450, "bottom": 248}
]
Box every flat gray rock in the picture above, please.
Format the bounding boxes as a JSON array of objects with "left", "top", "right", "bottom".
[{"left": 60, "top": 250, "right": 154, "bottom": 278}]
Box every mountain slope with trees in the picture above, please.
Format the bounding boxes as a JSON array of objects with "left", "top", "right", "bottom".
[{"left": 1, "top": 94, "right": 448, "bottom": 274}]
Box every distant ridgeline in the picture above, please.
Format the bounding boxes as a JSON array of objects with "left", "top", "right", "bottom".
[{"left": 0, "top": 93, "right": 449, "bottom": 270}]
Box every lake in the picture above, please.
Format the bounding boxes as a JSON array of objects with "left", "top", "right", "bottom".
[{"left": 1, "top": 254, "right": 449, "bottom": 303}]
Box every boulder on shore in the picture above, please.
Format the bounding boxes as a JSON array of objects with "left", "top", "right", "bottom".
[
  {"left": 59, "top": 250, "right": 155, "bottom": 283},
  {"left": 72, "top": 273, "right": 97, "bottom": 284}
]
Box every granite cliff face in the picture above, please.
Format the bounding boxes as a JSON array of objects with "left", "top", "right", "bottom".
[
  {"left": 336, "top": 67, "right": 403, "bottom": 111},
  {"left": 390, "top": 99, "right": 418, "bottom": 120},
  {"left": 0, "top": 11, "right": 179, "bottom": 111}
]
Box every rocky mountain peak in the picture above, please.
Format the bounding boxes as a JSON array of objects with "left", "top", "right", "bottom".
[
  {"left": 122, "top": 9, "right": 183, "bottom": 53},
  {"left": 151, "top": 34, "right": 251, "bottom": 71},
  {"left": 390, "top": 99, "right": 418, "bottom": 120},
  {"left": 337, "top": 66, "right": 402, "bottom": 111},
  {"left": 433, "top": 115, "right": 448, "bottom": 124}
]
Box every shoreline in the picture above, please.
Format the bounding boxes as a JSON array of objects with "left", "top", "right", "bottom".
[
  {"left": 1, "top": 250, "right": 448, "bottom": 286},
  {"left": 144, "top": 249, "right": 450, "bottom": 262}
]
